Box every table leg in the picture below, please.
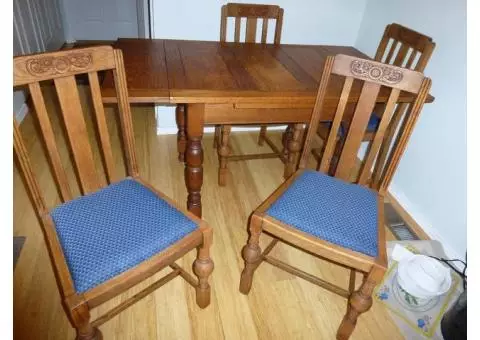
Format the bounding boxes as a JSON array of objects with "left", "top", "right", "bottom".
[
  {"left": 176, "top": 104, "right": 187, "bottom": 162},
  {"left": 218, "top": 125, "right": 231, "bottom": 186},
  {"left": 185, "top": 104, "right": 205, "bottom": 217},
  {"left": 284, "top": 123, "right": 303, "bottom": 179},
  {"left": 281, "top": 124, "right": 294, "bottom": 162}
]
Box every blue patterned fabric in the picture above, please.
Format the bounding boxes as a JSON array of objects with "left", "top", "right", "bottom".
[
  {"left": 266, "top": 170, "right": 378, "bottom": 257},
  {"left": 322, "top": 113, "right": 381, "bottom": 138},
  {"left": 50, "top": 178, "right": 198, "bottom": 293}
]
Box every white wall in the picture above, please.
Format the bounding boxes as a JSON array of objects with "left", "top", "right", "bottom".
[
  {"left": 13, "top": 0, "right": 67, "bottom": 121},
  {"left": 355, "top": 0, "right": 467, "bottom": 259},
  {"left": 151, "top": 0, "right": 367, "bottom": 133}
]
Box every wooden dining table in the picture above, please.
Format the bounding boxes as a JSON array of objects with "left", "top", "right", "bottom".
[{"left": 101, "top": 38, "right": 433, "bottom": 217}]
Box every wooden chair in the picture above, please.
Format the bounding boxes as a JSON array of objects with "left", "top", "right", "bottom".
[
  {"left": 214, "top": 3, "right": 288, "bottom": 185},
  {"left": 313, "top": 23, "right": 435, "bottom": 167},
  {"left": 239, "top": 54, "right": 431, "bottom": 339},
  {"left": 13, "top": 46, "right": 214, "bottom": 340}
]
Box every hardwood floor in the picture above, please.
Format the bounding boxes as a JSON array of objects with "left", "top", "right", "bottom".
[{"left": 13, "top": 85, "right": 402, "bottom": 339}]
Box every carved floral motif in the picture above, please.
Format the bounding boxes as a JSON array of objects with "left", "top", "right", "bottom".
[
  {"left": 350, "top": 60, "right": 403, "bottom": 85},
  {"left": 25, "top": 52, "right": 93, "bottom": 76}
]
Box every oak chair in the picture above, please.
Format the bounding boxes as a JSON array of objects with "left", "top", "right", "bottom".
[
  {"left": 214, "top": 3, "right": 287, "bottom": 185},
  {"left": 239, "top": 54, "right": 431, "bottom": 339},
  {"left": 313, "top": 23, "right": 435, "bottom": 168},
  {"left": 13, "top": 46, "right": 214, "bottom": 340}
]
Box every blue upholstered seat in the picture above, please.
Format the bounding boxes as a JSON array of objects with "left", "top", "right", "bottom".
[
  {"left": 50, "top": 178, "right": 198, "bottom": 293},
  {"left": 321, "top": 113, "right": 381, "bottom": 138},
  {"left": 266, "top": 170, "right": 378, "bottom": 257}
]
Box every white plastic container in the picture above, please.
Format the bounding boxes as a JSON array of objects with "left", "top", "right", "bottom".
[{"left": 397, "top": 254, "right": 452, "bottom": 299}]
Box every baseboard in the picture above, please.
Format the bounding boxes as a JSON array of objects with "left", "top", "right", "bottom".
[
  {"left": 388, "top": 183, "right": 463, "bottom": 262},
  {"left": 15, "top": 102, "right": 29, "bottom": 124},
  {"left": 156, "top": 125, "right": 288, "bottom": 135}
]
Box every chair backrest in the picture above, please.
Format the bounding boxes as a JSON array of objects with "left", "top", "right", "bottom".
[
  {"left": 299, "top": 54, "right": 431, "bottom": 194},
  {"left": 220, "top": 3, "right": 284, "bottom": 44},
  {"left": 375, "top": 23, "right": 435, "bottom": 72},
  {"left": 13, "top": 46, "right": 137, "bottom": 215},
  {"left": 370, "top": 24, "right": 435, "bottom": 177}
]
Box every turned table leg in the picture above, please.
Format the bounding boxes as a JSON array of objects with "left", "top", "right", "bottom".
[
  {"left": 284, "top": 123, "right": 303, "bottom": 179},
  {"left": 176, "top": 104, "right": 187, "bottom": 162},
  {"left": 185, "top": 104, "right": 205, "bottom": 218},
  {"left": 218, "top": 125, "right": 231, "bottom": 186},
  {"left": 281, "top": 124, "right": 294, "bottom": 162}
]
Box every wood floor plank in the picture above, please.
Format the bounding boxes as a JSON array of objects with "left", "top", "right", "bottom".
[{"left": 14, "top": 85, "right": 402, "bottom": 339}]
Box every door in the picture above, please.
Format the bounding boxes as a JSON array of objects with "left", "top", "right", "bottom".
[{"left": 64, "top": 0, "right": 149, "bottom": 40}]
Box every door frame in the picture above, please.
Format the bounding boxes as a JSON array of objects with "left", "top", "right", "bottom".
[{"left": 136, "top": 0, "right": 152, "bottom": 38}]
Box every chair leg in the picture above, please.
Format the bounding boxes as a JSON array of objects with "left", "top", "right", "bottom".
[
  {"left": 176, "top": 104, "right": 187, "bottom": 162},
  {"left": 258, "top": 125, "right": 267, "bottom": 146},
  {"left": 213, "top": 125, "right": 221, "bottom": 148},
  {"left": 239, "top": 214, "right": 263, "bottom": 294},
  {"left": 284, "top": 123, "right": 303, "bottom": 179},
  {"left": 65, "top": 299, "right": 102, "bottom": 340},
  {"left": 218, "top": 125, "right": 231, "bottom": 186},
  {"left": 193, "top": 227, "right": 214, "bottom": 308},
  {"left": 336, "top": 265, "right": 385, "bottom": 340}
]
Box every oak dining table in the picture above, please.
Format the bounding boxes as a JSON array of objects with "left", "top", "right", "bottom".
[{"left": 101, "top": 38, "right": 434, "bottom": 218}]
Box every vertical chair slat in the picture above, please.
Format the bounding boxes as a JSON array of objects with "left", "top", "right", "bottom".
[
  {"left": 393, "top": 44, "right": 410, "bottom": 66},
  {"left": 220, "top": 6, "right": 227, "bottom": 42},
  {"left": 334, "top": 82, "right": 381, "bottom": 181},
  {"left": 28, "top": 82, "right": 72, "bottom": 202},
  {"left": 384, "top": 40, "right": 398, "bottom": 64},
  {"left": 274, "top": 8, "right": 283, "bottom": 44},
  {"left": 298, "top": 56, "right": 335, "bottom": 169},
  {"left": 371, "top": 102, "right": 409, "bottom": 186},
  {"left": 261, "top": 18, "right": 268, "bottom": 43},
  {"left": 414, "top": 42, "right": 436, "bottom": 71},
  {"left": 318, "top": 77, "right": 354, "bottom": 174},
  {"left": 378, "top": 78, "right": 432, "bottom": 193},
  {"left": 374, "top": 25, "right": 391, "bottom": 61},
  {"left": 234, "top": 17, "right": 241, "bottom": 42},
  {"left": 13, "top": 119, "right": 47, "bottom": 215},
  {"left": 404, "top": 49, "right": 418, "bottom": 69},
  {"left": 54, "top": 76, "right": 101, "bottom": 194},
  {"left": 357, "top": 89, "right": 400, "bottom": 185},
  {"left": 245, "top": 17, "right": 257, "bottom": 43},
  {"left": 88, "top": 72, "right": 117, "bottom": 184},
  {"left": 113, "top": 49, "right": 139, "bottom": 177}
]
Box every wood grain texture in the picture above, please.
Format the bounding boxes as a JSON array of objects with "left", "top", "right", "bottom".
[
  {"left": 54, "top": 75, "right": 101, "bottom": 194},
  {"left": 87, "top": 72, "right": 117, "bottom": 183},
  {"left": 14, "top": 93, "right": 404, "bottom": 338},
  {"left": 27, "top": 82, "right": 73, "bottom": 202},
  {"left": 102, "top": 39, "right": 170, "bottom": 103},
  {"left": 14, "top": 46, "right": 213, "bottom": 339},
  {"left": 14, "top": 45, "right": 115, "bottom": 86},
  {"left": 375, "top": 23, "right": 436, "bottom": 72},
  {"left": 100, "top": 38, "right": 435, "bottom": 226},
  {"left": 312, "top": 23, "right": 436, "bottom": 161},
  {"left": 239, "top": 55, "right": 432, "bottom": 338},
  {"left": 100, "top": 39, "right": 434, "bottom": 106}
]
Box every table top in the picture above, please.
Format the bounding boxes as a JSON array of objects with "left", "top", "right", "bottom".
[{"left": 102, "top": 38, "right": 434, "bottom": 105}]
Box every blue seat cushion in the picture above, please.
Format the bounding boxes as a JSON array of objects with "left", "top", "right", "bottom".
[
  {"left": 321, "top": 113, "right": 381, "bottom": 138},
  {"left": 50, "top": 178, "right": 198, "bottom": 293},
  {"left": 266, "top": 170, "right": 378, "bottom": 257}
]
